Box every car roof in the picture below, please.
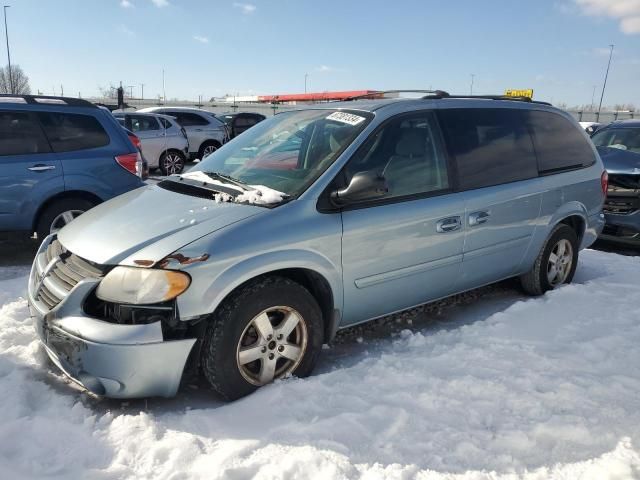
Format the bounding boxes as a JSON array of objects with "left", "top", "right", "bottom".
[
  {"left": 0, "top": 94, "right": 98, "bottom": 109},
  {"left": 284, "top": 97, "right": 563, "bottom": 115},
  {"left": 139, "top": 106, "right": 215, "bottom": 115},
  {"left": 114, "top": 111, "right": 175, "bottom": 121},
  {"left": 604, "top": 119, "right": 640, "bottom": 128}
]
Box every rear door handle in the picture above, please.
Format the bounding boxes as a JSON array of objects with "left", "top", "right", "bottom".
[
  {"left": 468, "top": 211, "right": 490, "bottom": 226},
  {"left": 436, "top": 216, "right": 461, "bottom": 233},
  {"left": 28, "top": 164, "right": 56, "bottom": 172}
]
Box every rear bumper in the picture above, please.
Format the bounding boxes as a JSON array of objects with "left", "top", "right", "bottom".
[{"left": 28, "top": 236, "right": 196, "bottom": 398}]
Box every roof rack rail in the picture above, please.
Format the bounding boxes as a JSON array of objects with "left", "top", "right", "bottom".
[
  {"left": 422, "top": 92, "right": 552, "bottom": 106},
  {"left": 0, "top": 94, "right": 98, "bottom": 108},
  {"left": 341, "top": 89, "right": 451, "bottom": 101}
]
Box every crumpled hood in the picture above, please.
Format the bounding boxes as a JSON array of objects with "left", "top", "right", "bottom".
[
  {"left": 598, "top": 146, "right": 640, "bottom": 174},
  {"left": 58, "top": 183, "right": 265, "bottom": 265}
]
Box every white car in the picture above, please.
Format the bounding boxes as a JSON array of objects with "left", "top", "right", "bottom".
[
  {"left": 138, "top": 107, "right": 228, "bottom": 160},
  {"left": 114, "top": 112, "right": 189, "bottom": 175}
]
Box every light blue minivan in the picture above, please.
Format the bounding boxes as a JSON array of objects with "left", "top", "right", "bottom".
[{"left": 28, "top": 93, "right": 606, "bottom": 400}]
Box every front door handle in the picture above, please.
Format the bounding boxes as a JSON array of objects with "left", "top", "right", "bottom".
[
  {"left": 436, "top": 216, "right": 461, "bottom": 233},
  {"left": 468, "top": 211, "right": 490, "bottom": 226},
  {"left": 28, "top": 164, "right": 56, "bottom": 172}
]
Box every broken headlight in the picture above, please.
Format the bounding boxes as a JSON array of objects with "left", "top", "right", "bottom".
[{"left": 96, "top": 266, "right": 190, "bottom": 305}]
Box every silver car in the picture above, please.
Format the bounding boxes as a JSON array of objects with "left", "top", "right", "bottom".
[
  {"left": 138, "top": 107, "right": 228, "bottom": 160},
  {"left": 28, "top": 95, "right": 606, "bottom": 400},
  {"left": 114, "top": 112, "right": 189, "bottom": 175}
]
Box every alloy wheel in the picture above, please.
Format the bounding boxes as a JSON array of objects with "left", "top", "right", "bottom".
[
  {"left": 50, "top": 209, "right": 85, "bottom": 234},
  {"left": 547, "top": 238, "right": 573, "bottom": 286},
  {"left": 202, "top": 145, "right": 217, "bottom": 158},
  {"left": 163, "top": 153, "right": 184, "bottom": 175},
  {"left": 236, "top": 306, "right": 308, "bottom": 386}
]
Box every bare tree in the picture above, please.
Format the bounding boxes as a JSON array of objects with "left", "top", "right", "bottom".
[{"left": 0, "top": 64, "right": 31, "bottom": 94}]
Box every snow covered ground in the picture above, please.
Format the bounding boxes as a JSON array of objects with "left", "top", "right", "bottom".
[{"left": 1, "top": 249, "right": 639, "bottom": 479}]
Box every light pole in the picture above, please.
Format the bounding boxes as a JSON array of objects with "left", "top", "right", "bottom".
[
  {"left": 127, "top": 85, "right": 135, "bottom": 99},
  {"left": 3, "top": 5, "right": 12, "bottom": 94},
  {"left": 304, "top": 73, "right": 308, "bottom": 94},
  {"left": 591, "top": 85, "right": 596, "bottom": 110},
  {"left": 597, "top": 44, "right": 614, "bottom": 120},
  {"left": 162, "top": 69, "right": 166, "bottom": 103},
  {"left": 140, "top": 83, "right": 144, "bottom": 100},
  {"left": 470, "top": 74, "right": 475, "bottom": 95}
]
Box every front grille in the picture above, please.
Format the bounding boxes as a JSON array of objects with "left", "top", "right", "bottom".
[{"left": 34, "top": 239, "right": 106, "bottom": 310}]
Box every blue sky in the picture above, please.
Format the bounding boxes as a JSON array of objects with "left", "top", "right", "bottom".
[{"left": 6, "top": 0, "right": 640, "bottom": 107}]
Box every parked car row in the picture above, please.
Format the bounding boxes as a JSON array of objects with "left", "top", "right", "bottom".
[
  {"left": 113, "top": 112, "right": 189, "bottom": 175},
  {"left": 27, "top": 93, "right": 608, "bottom": 401},
  {"left": 111, "top": 108, "right": 266, "bottom": 176}
]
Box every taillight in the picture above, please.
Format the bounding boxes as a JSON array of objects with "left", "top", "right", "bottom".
[
  {"left": 128, "top": 133, "right": 142, "bottom": 150},
  {"left": 115, "top": 152, "right": 143, "bottom": 178},
  {"left": 601, "top": 170, "right": 608, "bottom": 196}
]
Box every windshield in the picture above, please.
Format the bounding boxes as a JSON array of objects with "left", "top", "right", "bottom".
[
  {"left": 592, "top": 127, "right": 640, "bottom": 154},
  {"left": 191, "top": 109, "right": 372, "bottom": 197}
]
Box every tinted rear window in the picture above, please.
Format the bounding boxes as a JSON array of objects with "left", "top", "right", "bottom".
[
  {"left": 438, "top": 108, "right": 538, "bottom": 190},
  {"left": 525, "top": 110, "right": 595, "bottom": 173},
  {"left": 38, "top": 112, "right": 110, "bottom": 152},
  {"left": 0, "top": 111, "right": 51, "bottom": 155}
]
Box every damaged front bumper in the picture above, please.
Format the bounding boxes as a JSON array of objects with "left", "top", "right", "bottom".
[{"left": 28, "top": 236, "right": 197, "bottom": 398}]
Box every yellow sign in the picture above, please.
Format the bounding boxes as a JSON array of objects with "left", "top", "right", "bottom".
[{"left": 505, "top": 89, "right": 534, "bottom": 99}]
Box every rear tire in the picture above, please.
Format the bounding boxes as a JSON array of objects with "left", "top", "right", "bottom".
[
  {"left": 36, "top": 198, "right": 95, "bottom": 240},
  {"left": 198, "top": 141, "right": 220, "bottom": 160},
  {"left": 200, "top": 276, "right": 323, "bottom": 401},
  {"left": 520, "top": 224, "right": 578, "bottom": 296},
  {"left": 159, "top": 150, "right": 186, "bottom": 176}
]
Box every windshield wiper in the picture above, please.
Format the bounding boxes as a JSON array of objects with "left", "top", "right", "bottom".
[{"left": 201, "top": 171, "right": 253, "bottom": 192}]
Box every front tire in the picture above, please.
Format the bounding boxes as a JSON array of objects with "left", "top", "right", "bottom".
[
  {"left": 200, "top": 276, "right": 323, "bottom": 400},
  {"left": 36, "top": 198, "right": 95, "bottom": 240},
  {"left": 520, "top": 224, "right": 578, "bottom": 296}
]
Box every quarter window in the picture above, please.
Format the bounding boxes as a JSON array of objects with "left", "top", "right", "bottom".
[
  {"left": 345, "top": 113, "right": 450, "bottom": 199},
  {"left": 525, "top": 110, "right": 596, "bottom": 172},
  {"left": 438, "top": 108, "right": 538, "bottom": 190},
  {"left": 38, "top": 112, "right": 110, "bottom": 152},
  {"left": 0, "top": 111, "right": 51, "bottom": 156},
  {"left": 158, "top": 117, "right": 173, "bottom": 129}
]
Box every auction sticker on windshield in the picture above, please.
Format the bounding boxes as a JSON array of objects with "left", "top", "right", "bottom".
[{"left": 326, "top": 111, "right": 366, "bottom": 126}]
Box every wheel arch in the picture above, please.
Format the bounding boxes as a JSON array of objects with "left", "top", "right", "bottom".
[
  {"left": 198, "top": 139, "right": 222, "bottom": 157},
  {"left": 32, "top": 190, "right": 103, "bottom": 233},
  {"left": 180, "top": 250, "right": 343, "bottom": 344},
  {"left": 558, "top": 214, "right": 586, "bottom": 245}
]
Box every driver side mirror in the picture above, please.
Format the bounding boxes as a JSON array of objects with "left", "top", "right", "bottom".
[{"left": 330, "top": 171, "right": 388, "bottom": 207}]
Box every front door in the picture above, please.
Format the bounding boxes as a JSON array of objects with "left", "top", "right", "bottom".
[
  {"left": 0, "top": 110, "right": 64, "bottom": 231},
  {"left": 339, "top": 112, "right": 465, "bottom": 326}
]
